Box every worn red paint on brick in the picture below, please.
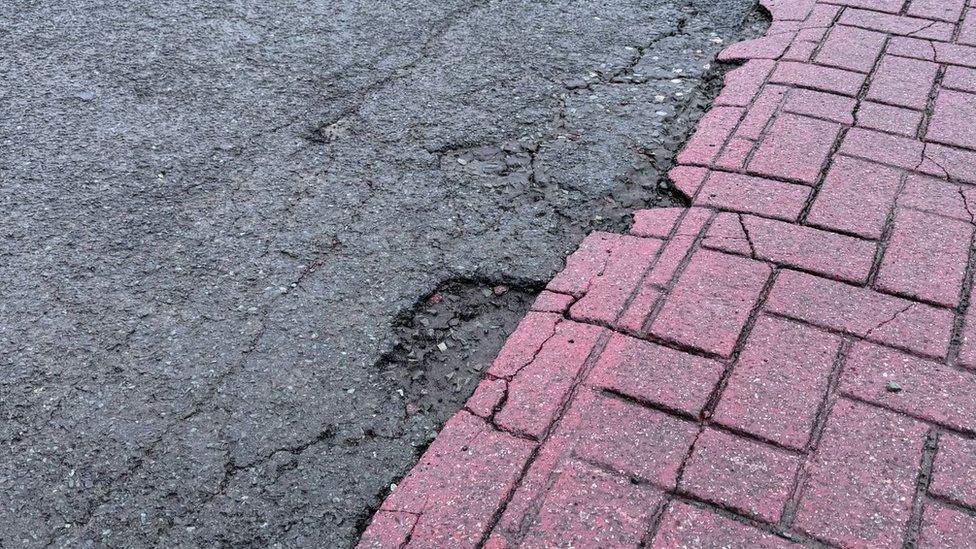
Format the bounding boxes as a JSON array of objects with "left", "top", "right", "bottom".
[{"left": 927, "top": 89, "right": 976, "bottom": 151}]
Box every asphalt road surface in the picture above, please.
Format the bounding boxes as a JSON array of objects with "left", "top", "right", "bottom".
[{"left": 1, "top": 0, "right": 765, "bottom": 546}]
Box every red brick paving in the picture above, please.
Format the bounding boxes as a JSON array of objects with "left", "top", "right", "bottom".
[{"left": 359, "top": 0, "right": 976, "bottom": 546}]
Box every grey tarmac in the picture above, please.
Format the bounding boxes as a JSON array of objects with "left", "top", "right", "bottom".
[{"left": 1, "top": 0, "right": 765, "bottom": 546}]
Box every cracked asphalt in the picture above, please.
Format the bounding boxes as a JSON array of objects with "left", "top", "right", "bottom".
[{"left": 1, "top": 0, "right": 764, "bottom": 546}]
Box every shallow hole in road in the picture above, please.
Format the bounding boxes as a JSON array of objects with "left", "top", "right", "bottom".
[{"left": 378, "top": 279, "right": 540, "bottom": 426}]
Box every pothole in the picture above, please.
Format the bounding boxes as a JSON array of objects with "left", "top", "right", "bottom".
[{"left": 379, "top": 279, "right": 540, "bottom": 425}]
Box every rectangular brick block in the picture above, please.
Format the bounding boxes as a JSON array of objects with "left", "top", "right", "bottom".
[
  {"left": 920, "top": 503, "right": 976, "bottom": 548},
  {"left": 960, "top": 10, "right": 976, "bottom": 46},
  {"left": 694, "top": 171, "right": 811, "bottom": 222},
  {"left": 573, "top": 394, "right": 698, "bottom": 487},
  {"left": 770, "top": 61, "right": 865, "bottom": 96},
  {"left": 766, "top": 270, "right": 953, "bottom": 358},
  {"left": 495, "top": 320, "right": 605, "bottom": 438},
  {"left": 943, "top": 66, "right": 976, "bottom": 94},
  {"left": 782, "top": 88, "right": 856, "bottom": 124},
  {"left": 840, "top": 8, "right": 955, "bottom": 40},
  {"left": 840, "top": 342, "right": 976, "bottom": 433},
  {"left": 875, "top": 208, "right": 973, "bottom": 308},
  {"left": 521, "top": 460, "right": 664, "bottom": 547},
  {"left": 742, "top": 214, "right": 877, "bottom": 283},
  {"left": 793, "top": 400, "right": 928, "bottom": 548},
  {"left": 714, "top": 316, "right": 841, "bottom": 449},
  {"left": 815, "top": 25, "right": 886, "bottom": 73},
  {"left": 897, "top": 174, "right": 973, "bottom": 222},
  {"left": 867, "top": 56, "right": 939, "bottom": 110},
  {"left": 806, "top": 156, "right": 902, "bottom": 239},
  {"left": 588, "top": 333, "right": 724, "bottom": 416},
  {"left": 570, "top": 235, "right": 662, "bottom": 324},
  {"left": 887, "top": 36, "right": 937, "bottom": 60},
  {"left": 650, "top": 249, "right": 771, "bottom": 357},
  {"left": 679, "top": 429, "right": 801, "bottom": 522},
  {"left": 907, "top": 0, "right": 965, "bottom": 22},
  {"left": 926, "top": 89, "right": 976, "bottom": 151},
  {"left": 855, "top": 101, "right": 922, "bottom": 137},
  {"left": 839, "top": 127, "right": 923, "bottom": 170},
  {"left": 935, "top": 42, "right": 976, "bottom": 68},
  {"left": 677, "top": 106, "right": 744, "bottom": 166},
  {"left": 929, "top": 434, "right": 976, "bottom": 509},
  {"left": 652, "top": 502, "right": 799, "bottom": 548},
  {"left": 748, "top": 113, "right": 841, "bottom": 184},
  {"left": 378, "top": 411, "right": 537, "bottom": 546}
]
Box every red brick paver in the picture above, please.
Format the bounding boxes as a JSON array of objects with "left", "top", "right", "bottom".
[{"left": 359, "top": 1, "right": 976, "bottom": 545}]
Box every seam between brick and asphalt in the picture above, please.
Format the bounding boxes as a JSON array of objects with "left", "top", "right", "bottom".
[{"left": 360, "top": 0, "right": 976, "bottom": 547}]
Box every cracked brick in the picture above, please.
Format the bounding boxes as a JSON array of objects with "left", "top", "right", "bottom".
[
  {"left": 377, "top": 411, "right": 536, "bottom": 546},
  {"left": 588, "top": 333, "right": 724, "bottom": 416},
  {"left": 573, "top": 394, "right": 698, "bottom": 487},
  {"left": 766, "top": 270, "right": 953, "bottom": 358},
  {"left": 495, "top": 320, "right": 604, "bottom": 438},
  {"left": 520, "top": 460, "right": 664, "bottom": 548}
]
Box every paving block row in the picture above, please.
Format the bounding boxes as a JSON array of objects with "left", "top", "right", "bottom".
[{"left": 359, "top": 0, "right": 976, "bottom": 546}]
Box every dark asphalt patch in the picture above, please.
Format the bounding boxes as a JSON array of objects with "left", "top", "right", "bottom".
[
  {"left": 1, "top": 0, "right": 768, "bottom": 547},
  {"left": 381, "top": 280, "right": 538, "bottom": 426}
]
